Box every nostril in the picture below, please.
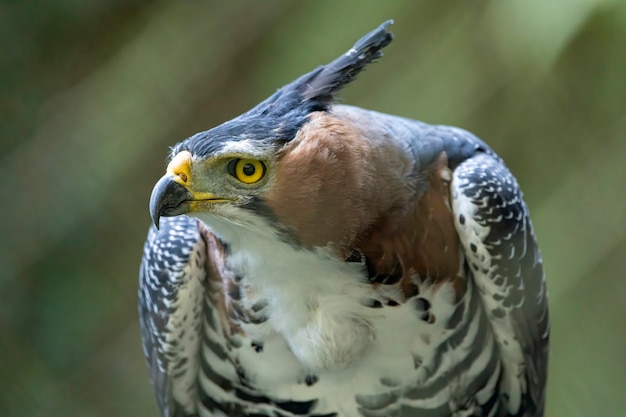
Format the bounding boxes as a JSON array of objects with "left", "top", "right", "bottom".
[{"left": 166, "top": 150, "right": 192, "bottom": 185}]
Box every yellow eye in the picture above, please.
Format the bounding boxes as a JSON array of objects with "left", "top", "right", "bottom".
[{"left": 228, "top": 158, "right": 266, "bottom": 184}]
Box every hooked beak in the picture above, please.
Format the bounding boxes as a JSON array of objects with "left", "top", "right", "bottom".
[
  {"left": 149, "top": 151, "right": 232, "bottom": 229},
  {"left": 149, "top": 174, "right": 193, "bottom": 229}
]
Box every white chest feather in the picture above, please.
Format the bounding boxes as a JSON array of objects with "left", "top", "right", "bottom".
[
  {"left": 191, "top": 209, "right": 491, "bottom": 417},
  {"left": 195, "top": 209, "right": 382, "bottom": 371}
]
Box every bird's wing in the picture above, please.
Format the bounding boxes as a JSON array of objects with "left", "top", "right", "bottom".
[
  {"left": 139, "top": 215, "right": 232, "bottom": 417},
  {"left": 138, "top": 217, "right": 337, "bottom": 416},
  {"left": 451, "top": 152, "right": 550, "bottom": 416}
]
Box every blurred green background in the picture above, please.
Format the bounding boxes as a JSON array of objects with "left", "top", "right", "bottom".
[{"left": 1, "top": 1, "right": 624, "bottom": 416}]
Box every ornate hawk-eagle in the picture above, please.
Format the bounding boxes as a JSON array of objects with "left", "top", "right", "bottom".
[{"left": 139, "top": 20, "right": 549, "bottom": 417}]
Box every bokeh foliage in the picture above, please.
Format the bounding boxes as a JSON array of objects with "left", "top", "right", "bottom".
[{"left": 1, "top": 1, "right": 624, "bottom": 416}]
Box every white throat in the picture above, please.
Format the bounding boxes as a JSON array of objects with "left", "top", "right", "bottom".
[{"left": 191, "top": 208, "right": 378, "bottom": 371}]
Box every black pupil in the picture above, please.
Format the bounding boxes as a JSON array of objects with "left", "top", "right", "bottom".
[{"left": 242, "top": 163, "right": 255, "bottom": 176}]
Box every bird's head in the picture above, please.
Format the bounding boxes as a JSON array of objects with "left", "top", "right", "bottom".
[{"left": 150, "top": 21, "right": 394, "bottom": 249}]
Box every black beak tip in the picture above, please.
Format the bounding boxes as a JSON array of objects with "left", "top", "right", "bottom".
[
  {"left": 149, "top": 181, "right": 164, "bottom": 230},
  {"left": 151, "top": 212, "right": 161, "bottom": 231},
  {"left": 149, "top": 175, "right": 191, "bottom": 230}
]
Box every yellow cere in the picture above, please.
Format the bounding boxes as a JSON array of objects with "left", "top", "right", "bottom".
[
  {"left": 235, "top": 159, "right": 265, "bottom": 184},
  {"left": 166, "top": 151, "right": 192, "bottom": 186}
]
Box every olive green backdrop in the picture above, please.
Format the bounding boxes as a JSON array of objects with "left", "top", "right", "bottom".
[{"left": 1, "top": 1, "right": 624, "bottom": 416}]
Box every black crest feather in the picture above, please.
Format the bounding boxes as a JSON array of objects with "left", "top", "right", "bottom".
[
  {"left": 251, "top": 19, "right": 394, "bottom": 118},
  {"left": 176, "top": 20, "right": 394, "bottom": 156},
  {"left": 301, "top": 19, "right": 394, "bottom": 104}
]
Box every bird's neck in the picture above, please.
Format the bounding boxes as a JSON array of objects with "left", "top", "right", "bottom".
[{"left": 192, "top": 211, "right": 378, "bottom": 371}]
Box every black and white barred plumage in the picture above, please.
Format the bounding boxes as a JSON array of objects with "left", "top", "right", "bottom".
[{"left": 139, "top": 21, "right": 549, "bottom": 417}]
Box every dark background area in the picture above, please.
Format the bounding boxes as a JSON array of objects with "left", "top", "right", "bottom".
[{"left": 1, "top": 1, "right": 624, "bottom": 416}]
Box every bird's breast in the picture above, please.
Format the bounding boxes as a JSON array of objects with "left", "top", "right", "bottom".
[
  {"left": 223, "top": 233, "right": 383, "bottom": 371},
  {"left": 215, "top": 266, "right": 490, "bottom": 417}
]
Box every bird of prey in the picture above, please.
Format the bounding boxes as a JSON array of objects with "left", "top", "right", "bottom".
[{"left": 139, "top": 20, "right": 549, "bottom": 417}]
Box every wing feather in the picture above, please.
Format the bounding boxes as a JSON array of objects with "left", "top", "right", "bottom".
[
  {"left": 139, "top": 216, "right": 213, "bottom": 417},
  {"left": 451, "top": 152, "right": 549, "bottom": 416}
]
